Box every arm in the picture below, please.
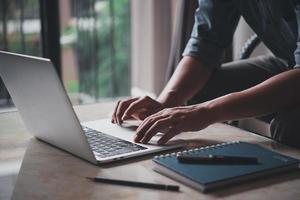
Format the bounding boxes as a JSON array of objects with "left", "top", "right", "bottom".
[
  {"left": 135, "top": 69, "right": 300, "bottom": 144},
  {"left": 209, "top": 69, "right": 300, "bottom": 122},
  {"left": 157, "top": 56, "right": 212, "bottom": 107},
  {"left": 159, "top": 0, "right": 240, "bottom": 107},
  {"left": 111, "top": 56, "right": 212, "bottom": 125}
]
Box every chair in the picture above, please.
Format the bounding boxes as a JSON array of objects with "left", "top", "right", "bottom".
[
  {"left": 239, "top": 34, "right": 261, "bottom": 60},
  {"left": 235, "top": 34, "right": 274, "bottom": 136}
]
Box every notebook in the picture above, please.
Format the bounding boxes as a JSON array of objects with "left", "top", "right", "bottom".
[{"left": 152, "top": 141, "right": 300, "bottom": 192}]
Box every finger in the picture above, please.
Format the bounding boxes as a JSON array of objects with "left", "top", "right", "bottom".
[
  {"left": 140, "top": 117, "right": 172, "bottom": 144},
  {"left": 111, "top": 100, "right": 121, "bottom": 123},
  {"left": 131, "top": 108, "right": 159, "bottom": 121},
  {"left": 137, "top": 108, "right": 161, "bottom": 120},
  {"left": 135, "top": 115, "right": 165, "bottom": 142},
  {"left": 115, "top": 98, "right": 138, "bottom": 124},
  {"left": 136, "top": 111, "right": 148, "bottom": 120},
  {"left": 157, "top": 125, "right": 182, "bottom": 145},
  {"left": 130, "top": 108, "right": 148, "bottom": 120},
  {"left": 135, "top": 108, "right": 170, "bottom": 134},
  {"left": 136, "top": 112, "right": 164, "bottom": 133},
  {"left": 123, "top": 96, "right": 154, "bottom": 120},
  {"left": 145, "top": 107, "right": 173, "bottom": 120}
]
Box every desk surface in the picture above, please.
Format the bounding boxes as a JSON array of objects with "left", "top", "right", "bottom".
[{"left": 5, "top": 103, "right": 300, "bottom": 200}]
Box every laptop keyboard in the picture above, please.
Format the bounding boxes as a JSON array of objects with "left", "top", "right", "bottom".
[{"left": 82, "top": 126, "right": 147, "bottom": 158}]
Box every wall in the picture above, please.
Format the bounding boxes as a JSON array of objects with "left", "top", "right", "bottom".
[{"left": 130, "top": 0, "right": 177, "bottom": 97}]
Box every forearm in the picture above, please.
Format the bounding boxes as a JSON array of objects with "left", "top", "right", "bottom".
[
  {"left": 157, "top": 56, "right": 213, "bottom": 107},
  {"left": 208, "top": 69, "right": 300, "bottom": 122}
]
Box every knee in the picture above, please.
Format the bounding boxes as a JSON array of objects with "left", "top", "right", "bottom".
[{"left": 270, "top": 108, "right": 300, "bottom": 149}]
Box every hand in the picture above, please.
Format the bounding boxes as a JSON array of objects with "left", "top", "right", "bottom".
[
  {"left": 134, "top": 104, "right": 217, "bottom": 145},
  {"left": 111, "top": 96, "right": 165, "bottom": 125}
]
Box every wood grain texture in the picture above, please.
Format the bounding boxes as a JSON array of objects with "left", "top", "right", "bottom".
[{"left": 3, "top": 102, "right": 300, "bottom": 200}]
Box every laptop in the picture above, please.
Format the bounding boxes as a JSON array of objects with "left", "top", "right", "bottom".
[{"left": 0, "top": 51, "right": 184, "bottom": 164}]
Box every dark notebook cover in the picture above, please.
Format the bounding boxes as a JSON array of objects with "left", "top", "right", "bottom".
[{"left": 152, "top": 141, "right": 300, "bottom": 192}]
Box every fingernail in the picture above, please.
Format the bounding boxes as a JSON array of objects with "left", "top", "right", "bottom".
[
  {"left": 134, "top": 137, "right": 140, "bottom": 143},
  {"left": 121, "top": 115, "right": 128, "bottom": 120}
]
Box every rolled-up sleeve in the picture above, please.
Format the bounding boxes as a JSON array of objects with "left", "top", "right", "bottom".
[
  {"left": 294, "top": 1, "right": 300, "bottom": 68},
  {"left": 183, "top": 0, "right": 240, "bottom": 69}
]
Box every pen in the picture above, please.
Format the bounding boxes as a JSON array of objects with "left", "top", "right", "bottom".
[
  {"left": 86, "top": 177, "right": 180, "bottom": 191},
  {"left": 177, "top": 154, "right": 259, "bottom": 164}
]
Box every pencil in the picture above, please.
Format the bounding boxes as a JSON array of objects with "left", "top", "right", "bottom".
[{"left": 86, "top": 177, "right": 180, "bottom": 192}]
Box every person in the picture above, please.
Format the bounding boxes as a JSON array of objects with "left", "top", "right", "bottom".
[{"left": 112, "top": 0, "right": 300, "bottom": 148}]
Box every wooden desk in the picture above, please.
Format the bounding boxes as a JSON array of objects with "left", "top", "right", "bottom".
[{"left": 7, "top": 103, "right": 300, "bottom": 199}]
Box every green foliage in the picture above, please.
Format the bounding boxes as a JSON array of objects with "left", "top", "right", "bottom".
[
  {"left": 66, "top": 79, "right": 79, "bottom": 93},
  {"left": 7, "top": 32, "right": 41, "bottom": 56},
  {"left": 2, "top": 0, "right": 131, "bottom": 101},
  {"left": 74, "top": 0, "right": 131, "bottom": 99}
]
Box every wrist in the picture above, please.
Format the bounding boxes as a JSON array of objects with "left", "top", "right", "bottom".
[
  {"left": 157, "top": 90, "right": 183, "bottom": 108},
  {"left": 201, "top": 100, "right": 224, "bottom": 124}
]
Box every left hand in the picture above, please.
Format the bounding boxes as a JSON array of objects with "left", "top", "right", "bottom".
[{"left": 134, "top": 104, "right": 217, "bottom": 144}]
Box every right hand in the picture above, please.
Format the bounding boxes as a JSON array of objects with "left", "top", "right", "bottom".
[{"left": 111, "top": 96, "right": 165, "bottom": 125}]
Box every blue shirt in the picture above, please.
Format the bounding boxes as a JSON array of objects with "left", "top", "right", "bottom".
[{"left": 183, "top": 0, "right": 300, "bottom": 68}]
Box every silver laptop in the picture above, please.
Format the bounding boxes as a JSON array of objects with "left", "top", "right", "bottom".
[{"left": 0, "top": 51, "right": 184, "bottom": 164}]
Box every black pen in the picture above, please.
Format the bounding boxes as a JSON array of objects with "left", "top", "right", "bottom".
[
  {"left": 86, "top": 177, "right": 180, "bottom": 191},
  {"left": 177, "top": 154, "right": 259, "bottom": 164}
]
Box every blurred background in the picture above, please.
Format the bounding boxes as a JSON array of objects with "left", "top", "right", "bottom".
[{"left": 0, "top": 0, "right": 131, "bottom": 107}]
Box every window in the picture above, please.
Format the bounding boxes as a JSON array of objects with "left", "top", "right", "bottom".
[
  {"left": 60, "top": 0, "right": 131, "bottom": 104},
  {"left": 0, "top": 0, "right": 41, "bottom": 55},
  {"left": 0, "top": 0, "right": 131, "bottom": 108}
]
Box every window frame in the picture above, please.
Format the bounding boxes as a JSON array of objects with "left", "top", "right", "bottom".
[{"left": 39, "top": 0, "right": 62, "bottom": 78}]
